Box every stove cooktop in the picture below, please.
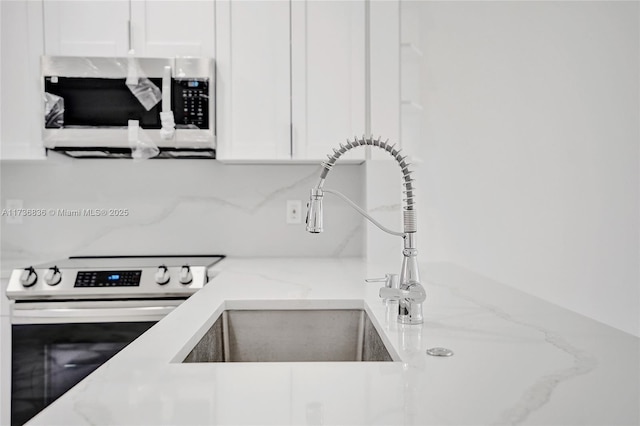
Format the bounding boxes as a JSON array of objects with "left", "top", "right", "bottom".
[{"left": 6, "top": 255, "right": 225, "bottom": 301}]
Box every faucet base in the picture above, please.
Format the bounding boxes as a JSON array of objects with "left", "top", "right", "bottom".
[{"left": 398, "top": 315, "right": 423, "bottom": 325}]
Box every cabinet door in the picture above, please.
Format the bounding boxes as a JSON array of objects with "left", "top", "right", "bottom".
[
  {"left": 1, "top": 1, "right": 46, "bottom": 159},
  {"left": 43, "top": 1, "right": 130, "bottom": 56},
  {"left": 215, "top": 0, "right": 291, "bottom": 160},
  {"left": 130, "top": 1, "right": 215, "bottom": 57},
  {"left": 291, "top": 1, "right": 366, "bottom": 161}
]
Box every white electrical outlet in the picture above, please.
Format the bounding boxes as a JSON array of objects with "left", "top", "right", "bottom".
[
  {"left": 286, "top": 200, "right": 302, "bottom": 224},
  {"left": 5, "top": 199, "right": 24, "bottom": 224}
]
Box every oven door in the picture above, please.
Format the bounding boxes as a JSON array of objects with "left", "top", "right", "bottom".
[{"left": 10, "top": 300, "right": 182, "bottom": 426}]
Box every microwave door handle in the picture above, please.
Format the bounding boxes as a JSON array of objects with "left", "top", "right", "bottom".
[
  {"left": 162, "top": 65, "right": 172, "bottom": 112},
  {"left": 160, "top": 65, "right": 176, "bottom": 140}
]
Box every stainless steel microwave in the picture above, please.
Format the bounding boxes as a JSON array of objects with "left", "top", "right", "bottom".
[{"left": 41, "top": 56, "right": 215, "bottom": 159}]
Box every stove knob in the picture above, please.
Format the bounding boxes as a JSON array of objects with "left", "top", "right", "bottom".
[
  {"left": 20, "top": 267, "right": 38, "bottom": 287},
  {"left": 179, "top": 265, "right": 193, "bottom": 285},
  {"left": 44, "top": 266, "right": 62, "bottom": 286},
  {"left": 155, "top": 265, "right": 170, "bottom": 285}
]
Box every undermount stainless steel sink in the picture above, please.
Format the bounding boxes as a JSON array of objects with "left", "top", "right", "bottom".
[{"left": 183, "top": 309, "right": 395, "bottom": 363}]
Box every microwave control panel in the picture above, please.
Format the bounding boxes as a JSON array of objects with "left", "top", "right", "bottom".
[{"left": 173, "top": 79, "right": 210, "bottom": 129}]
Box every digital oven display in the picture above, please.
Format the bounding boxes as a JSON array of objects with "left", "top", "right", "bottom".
[{"left": 74, "top": 270, "right": 142, "bottom": 287}]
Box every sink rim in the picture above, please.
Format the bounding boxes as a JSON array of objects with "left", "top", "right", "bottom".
[{"left": 171, "top": 299, "right": 402, "bottom": 363}]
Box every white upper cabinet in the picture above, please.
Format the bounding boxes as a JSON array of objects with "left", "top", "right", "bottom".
[
  {"left": 1, "top": 1, "right": 46, "bottom": 159},
  {"left": 216, "top": 0, "right": 366, "bottom": 161},
  {"left": 291, "top": 1, "right": 366, "bottom": 161},
  {"left": 43, "top": 1, "right": 130, "bottom": 56},
  {"left": 43, "top": 1, "right": 214, "bottom": 58},
  {"left": 130, "top": 1, "right": 215, "bottom": 57},
  {"left": 215, "top": 0, "right": 291, "bottom": 160},
  {"left": 37, "top": 1, "right": 366, "bottom": 162}
]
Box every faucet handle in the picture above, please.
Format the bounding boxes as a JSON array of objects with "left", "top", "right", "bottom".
[
  {"left": 367, "top": 274, "right": 400, "bottom": 303},
  {"left": 365, "top": 273, "right": 399, "bottom": 288},
  {"left": 379, "top": 281, "right": 426, "bottom": 303}
]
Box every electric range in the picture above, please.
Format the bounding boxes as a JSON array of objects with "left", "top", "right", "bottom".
[{"left": 5, "top": 254, "right": 225, "bottom": 426}]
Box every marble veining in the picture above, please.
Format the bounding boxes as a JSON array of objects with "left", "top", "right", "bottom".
[
  {"left": 1, "top": 243, "right": 43, "bottom": 265},
  {"left": 369, "top": 203, "right": 402, "bottom": 212},
  {"left": 1, "top": 163, "right": 365, "bottom": 261},
  {"left": 431, "top": 280, "right": 599, "bottom": 426},
  {"left": 25, "top": 259, "right": 640, "bottom": 426},
  {"left": 494, "top": 328, "right": 598, "bottom": 425},
  {"left": 331, "top": 223, "right": 365, "bottom": 256},
  {"left": 246, "top": 166, "right": 322, "bottom": 213},
  {"left": 71, "top": 384, "right": 99, "bottom": 426},
  {"left": 222, "top": 269, "right": 315, "bottom": 299},
  {"left": 10, "top": 171, "right": 318, "bottom": 255}
]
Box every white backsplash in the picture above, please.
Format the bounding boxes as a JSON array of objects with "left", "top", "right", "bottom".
[
  {"left": 364, "top": 160, "right": 404, "bottom": 268},
  {"left": 0, "top": 156, "right": 365, "bottom": 265}
]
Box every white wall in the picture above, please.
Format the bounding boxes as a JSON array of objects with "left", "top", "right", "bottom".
[{"left": 417, "top": 1, "right": 639, "bottom": 336}]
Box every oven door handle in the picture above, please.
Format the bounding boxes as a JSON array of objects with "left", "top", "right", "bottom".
[{"left": 11, "top": 305, "right": 177, "bottom": 324}]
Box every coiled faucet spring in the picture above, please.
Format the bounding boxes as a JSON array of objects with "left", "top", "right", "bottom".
[
  {"left": 318, "top": 136, "right": 417, "bottom": 234},
  {"left": 306, "top": 135, "right": 425, "bottom": 325}
]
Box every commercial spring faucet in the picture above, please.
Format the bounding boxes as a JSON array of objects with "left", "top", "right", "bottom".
[{"left": 305, "top": 136, "right": 426, "bottom": 324}]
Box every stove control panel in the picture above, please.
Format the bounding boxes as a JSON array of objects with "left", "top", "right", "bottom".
[
  {"left": 6, "top": 256, "right": 224, "bottom": 300},
  {"left": 74, "top": 270, "right": 142, "bottom": 287}
]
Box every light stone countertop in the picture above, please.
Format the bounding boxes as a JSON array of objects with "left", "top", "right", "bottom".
[{"left": 27, "top": 258, "right": 640, "bottom": 426}]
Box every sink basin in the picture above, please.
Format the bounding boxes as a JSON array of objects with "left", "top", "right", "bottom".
[{"left": 182, "top": 309, "right": 395, "bottom": 363}]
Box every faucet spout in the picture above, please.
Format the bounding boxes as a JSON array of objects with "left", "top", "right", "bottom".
[
  {"left": 305, "top": 136, "right": 426, "bottom": 325},
  {"left": 305, "top": 188, "right": 324, "bottom": 233}
]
